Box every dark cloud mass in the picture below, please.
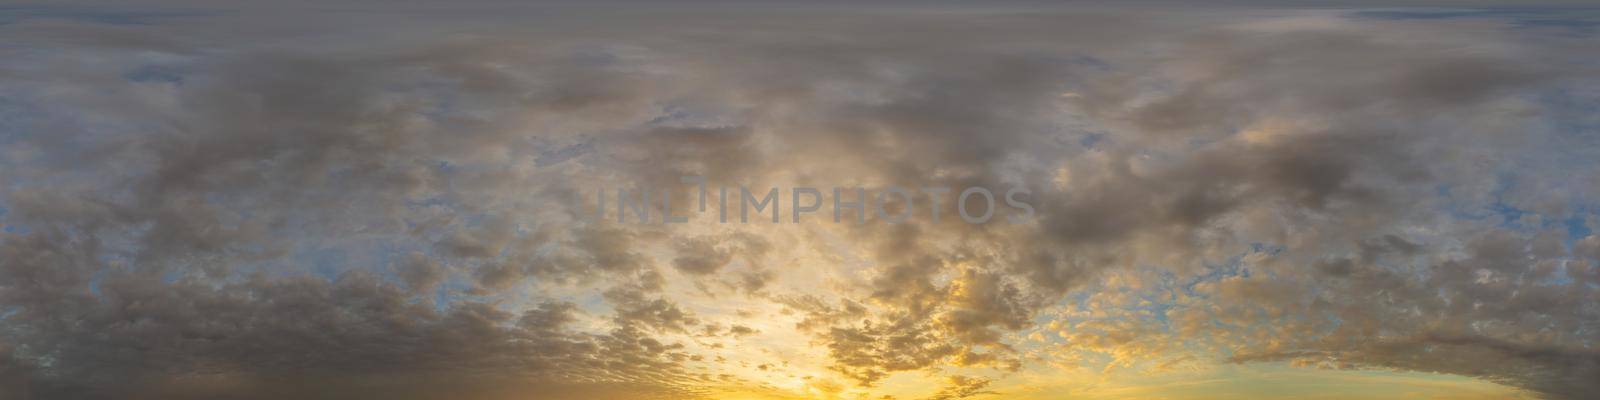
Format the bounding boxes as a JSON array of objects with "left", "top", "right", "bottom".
[{"left": 0, "top": 2, "right": 1598, "bottom": 399}]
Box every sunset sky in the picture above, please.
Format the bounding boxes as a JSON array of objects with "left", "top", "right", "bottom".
[{"left": 1, "top": 2, "right": 1597, "bottom": 399}]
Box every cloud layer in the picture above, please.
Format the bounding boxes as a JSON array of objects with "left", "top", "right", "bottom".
[{"left": 1, "top": 3, "right": 1597, "bottom": 399}]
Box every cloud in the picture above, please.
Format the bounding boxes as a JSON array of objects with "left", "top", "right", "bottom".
[{"left": 0, "top": 3, "right": 1596, "bottom": 399}]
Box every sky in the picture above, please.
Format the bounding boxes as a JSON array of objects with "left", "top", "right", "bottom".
[{"left": 0, "top": 2, "right": 1598, "bottom": 399}]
